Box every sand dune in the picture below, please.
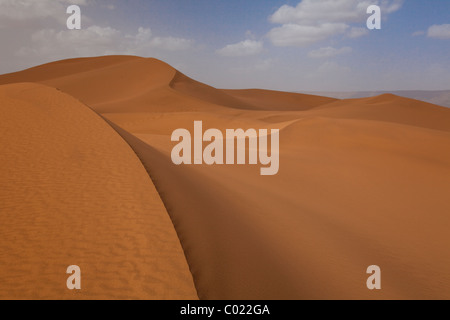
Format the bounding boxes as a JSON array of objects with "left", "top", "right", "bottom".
[
  {"left": 308, "top": 94, "right": 450, "bottom": 132},
  {"left": 115, "top": 118, "right": 450, "bottom": 300},
  {"left": 0, "top": 56, "right": 335, "bottom": 113},
  {"left": 1, "top": 56, "right": 450, "bottom": 299},
  {"left": 0, "top": 82, "right": 197, "bottom": 299},
  {"left": 224, "top": 88, "right": 337, "bottom": 111},
  {"left": 301, "top": 90, "right": 450, "bottom": 108}
]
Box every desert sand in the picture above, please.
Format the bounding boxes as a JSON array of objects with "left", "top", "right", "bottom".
[
  {"left": 0, "top": 56, "right": 449, "bottom": 299},
  {"left": 301, "top": 90, "right": 450, "bottom": 108},
  {"left": 0, "top": 81, "right": 196, "bottom": 299}
]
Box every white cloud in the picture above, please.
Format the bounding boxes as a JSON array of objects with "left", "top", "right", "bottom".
[
  {"left": 230, "top": 59, "right": 275, "bottom": 75},
  {"left": 268, "top": 23, "right": 348, "bottom": 47},
  {"left": 18, "top": 26, "right": 194, "bottom": 60},
  {"left": 0, "top": 0, "right": 194, "bottom": 73},
  {"left": 382, "top": 0, "right": 404, "bottom": 13},
  {"left": 148, "top": 36, "right": 193, "bottom": 51},
  {"left": 216, "top": 40, "right": 263, "bottom": 57},
  {"left": 245, "top": 30, "right": 257, "bottom": 40},
  {"left": 0, "top": 0, "right": 86, "bottom": 24},
  {"left": 308, "top": 46, "right": 352, "bottom": 58},
  {"left": 131, "top": 27, "right": 193, "bottom": 51},
  {"left": 318, "top": 61, "right": 351, "bottom": 74},
  {"left": 427, "top": 24, "right": 450, "bottom": 39},
  {"left": 268, "top": 0, "right": 403, "bottom": 46},
  {"left": 255, "top": 59, "right": 273, "bottom": 71},
  {"left": 270, "top": 0, "right": 372, "bottom": 25},
  {"left": 412, "top": 30, "right": 425, "bottom": 37},
  {"left": 348, "top": 27, "right": 369, "bottom": 38},
  {"left": 269, "top": 0, "right": 403, "bottom": 25}
]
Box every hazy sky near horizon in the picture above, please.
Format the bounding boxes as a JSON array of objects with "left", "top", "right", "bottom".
[{"left": 0, "top": 0, "right": 449, "bottom": 91}]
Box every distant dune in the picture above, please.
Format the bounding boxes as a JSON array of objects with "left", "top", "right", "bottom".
[
  {"left": 0, "top": 56, "right": 449, "bottom": 299},
  {"left": 300, "top": 90, "right": 450, "bottom": 108}
]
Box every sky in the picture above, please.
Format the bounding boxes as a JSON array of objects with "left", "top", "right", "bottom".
[{"left": 0, "top": 0, "right": 449, "bottom": 92}]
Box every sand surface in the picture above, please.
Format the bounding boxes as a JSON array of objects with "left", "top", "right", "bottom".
[
  {"left": 1, "top": 56, "right": 449, "bottom": 299},
  {"left": 0, "top": 82, "right": 196, "bottom": 299}
]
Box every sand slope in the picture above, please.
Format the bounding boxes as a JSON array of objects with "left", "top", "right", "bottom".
[
  {"left": 0, "top": 82, "right": 197, "bottom": 299},
  {"left": 309, "top": 94, "right": 450, "bottom": 132},
  {"left": 127, "top": 119, "right": 450, "bottom": 300},
  {"left": 301, "top": 90, "right": 450, "bottom": 108},
  {"left": 224, "top": 88, "right": 337, "bottom": 111},
  {"left": 1, "top": 56, "right": 450, "bottom": 300}
]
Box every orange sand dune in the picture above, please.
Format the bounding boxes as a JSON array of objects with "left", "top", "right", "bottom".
[
  {"left": 224, "top": 88, "right": 337, "bottom": 111},
  {"left": 0, "top": 56, "right": 335, "bottom": 113},
  {"left": 117, "top": 119, "right": 450, "bottom": 300},
  {"left": 0, "top": 82, "right": 196, "bottom": 299},
  {"left": 1, "top": 56, "right": 450, "bottom": 300},
  {"left": 307, "top": 94, "right": 450, "bottom": 132}
]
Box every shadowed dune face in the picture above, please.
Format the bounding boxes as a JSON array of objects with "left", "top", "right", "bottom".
[
  {"left": 223, "top": 89, "right": 337, "bottom": 111},
  {"left": 123, "top": 119, "right": 450, "bottom": 300},
  {"left": 1, "top": 56, "right": 450, "bottom": 300},
  {"left": 0, "top": 82, "right": 197, "bottom": 300}
]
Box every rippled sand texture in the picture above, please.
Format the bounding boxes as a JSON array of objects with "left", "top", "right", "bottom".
[{"left": 0, "top": 82, "right": 197, "bottom": 299}]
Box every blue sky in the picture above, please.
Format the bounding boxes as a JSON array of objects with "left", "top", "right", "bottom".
[{"left": 0, "top": 0, "right": 449, "bottom": 91}]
